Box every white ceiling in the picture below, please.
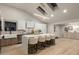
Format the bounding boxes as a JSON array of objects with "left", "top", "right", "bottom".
[{"left": 3, "top": 3, "right": 79, "bottom": 24}]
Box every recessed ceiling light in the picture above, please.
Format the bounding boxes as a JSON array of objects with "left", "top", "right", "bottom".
[
  {"left": 51, "top": 14, "right": 54, "bottom": 17},
  {"left": 63, "top": 9, "right": 67, "bottom": 13}
]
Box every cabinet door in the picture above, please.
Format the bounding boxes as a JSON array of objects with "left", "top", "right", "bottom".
[{"left": 5, "top": 21, "right": 16, "bottom": 31}]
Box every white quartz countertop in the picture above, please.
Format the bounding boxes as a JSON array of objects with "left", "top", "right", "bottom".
[
  {"left": 0, "top": 33, "right": 55, "bottom": 39},
  {"left": 0, "top": 34, "right": 17, "bottom": 39},
  {"left": 23, "top": 33, "right": 55, "bottom": 38}
]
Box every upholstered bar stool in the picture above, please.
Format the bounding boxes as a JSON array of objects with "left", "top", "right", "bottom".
[
  {"left": 28, "top": 36, "right": 38, "bottom": 54},
  {"left": 50, "top": 34, "right": 55, "bottom": 45},
  {"left": 38, "top": 35, "right": 46, "bottom": 50},
  {"left": 45, "top": 34, "right": 51, "bottom": 47}
]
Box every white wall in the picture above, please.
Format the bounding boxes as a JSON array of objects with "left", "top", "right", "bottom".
[
  {"left": 47, "top": 24, "right": 54, "bottom": 33},
  {"left": 47, "top": 23, "right": 65, "bottom": 38},
  {"left": 55, "top": 25, "right": 65, "bottom": 37},
  {"left": 0, "top": 4, "right": 47, "bottom": 33},
  {"left": 35, "top": 23, "right": 47, "bottom": 33},
  {"left": 0, "top": 4, "right": 27, "bottom": 30}
]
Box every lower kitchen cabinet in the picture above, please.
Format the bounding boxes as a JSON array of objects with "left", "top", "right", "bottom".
[{"left": 0, "top": 38, "right": 22, "bottom": 47}]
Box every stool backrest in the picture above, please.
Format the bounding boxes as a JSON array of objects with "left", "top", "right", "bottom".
[
  {"left": 28, "top": 36, "right": 38, "bottom": 44},
  {"left": 45, "top": 34, "right": 51, "bottom": 41},
  {"left": 38, "top": 35, "right": 45, "bottom": 42},
  {"left": 50, "top": 34, "right": 55, "bottom": 39}
]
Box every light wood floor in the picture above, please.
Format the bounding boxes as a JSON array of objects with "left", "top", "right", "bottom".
[{"left": 1, "top": 38, "right": 79, "bottom": 55}]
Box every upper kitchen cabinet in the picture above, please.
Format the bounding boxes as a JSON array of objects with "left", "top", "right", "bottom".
[{"left": 5, "top": 21, "right": 17, "bottom": 31}]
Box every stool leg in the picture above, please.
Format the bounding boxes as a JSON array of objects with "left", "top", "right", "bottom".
[
  {"left": 43, "top": 42, "right": 46, "bottom": 48},
  {"left": 37, "top": 42, "right": 41, "bottom": 50},
  {"left": 46, "top": 41, "right": 50, "bottom": 47},
  {"left": 40, "top": 42, "right": 44, "bottom": 50},
  {"left": 53, "top": 39, "right": 55, "bottom": 45},
  {"left": 37, "top": 42, "right": 45, "bottom": 50},
  {"left": 34, "top": 44, "right": 37, "bottom": 53},
  {"left": 28, "top": 44, "right": 37, "bottom": 54},
  {"left": 50, "top": 39, "right": 53, "bottom": 45},
  {"left": 50, "top": 39, "right": 55, "bottom": 45}
]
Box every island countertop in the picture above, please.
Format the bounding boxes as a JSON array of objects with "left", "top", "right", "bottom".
[{"left": 0, "top": 34, "right": 17, "bottom": 39}]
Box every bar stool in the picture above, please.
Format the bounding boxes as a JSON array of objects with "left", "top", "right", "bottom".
[
  {"left": 50, "top": 34, "right": 55, "bottom": 45},
  {"left": 38, "top": 35, "right": 46, "bottom": 50},
  {"left": 28, "top": 36, "right": 38, "bottom": 54},
  {"left": 45, "top": 34, "right": 51, "bottom": 47}
]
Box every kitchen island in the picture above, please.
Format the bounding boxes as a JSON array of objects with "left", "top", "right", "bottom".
[{"left": 22, "top": 34, "right": 55, "bottom": 54}]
